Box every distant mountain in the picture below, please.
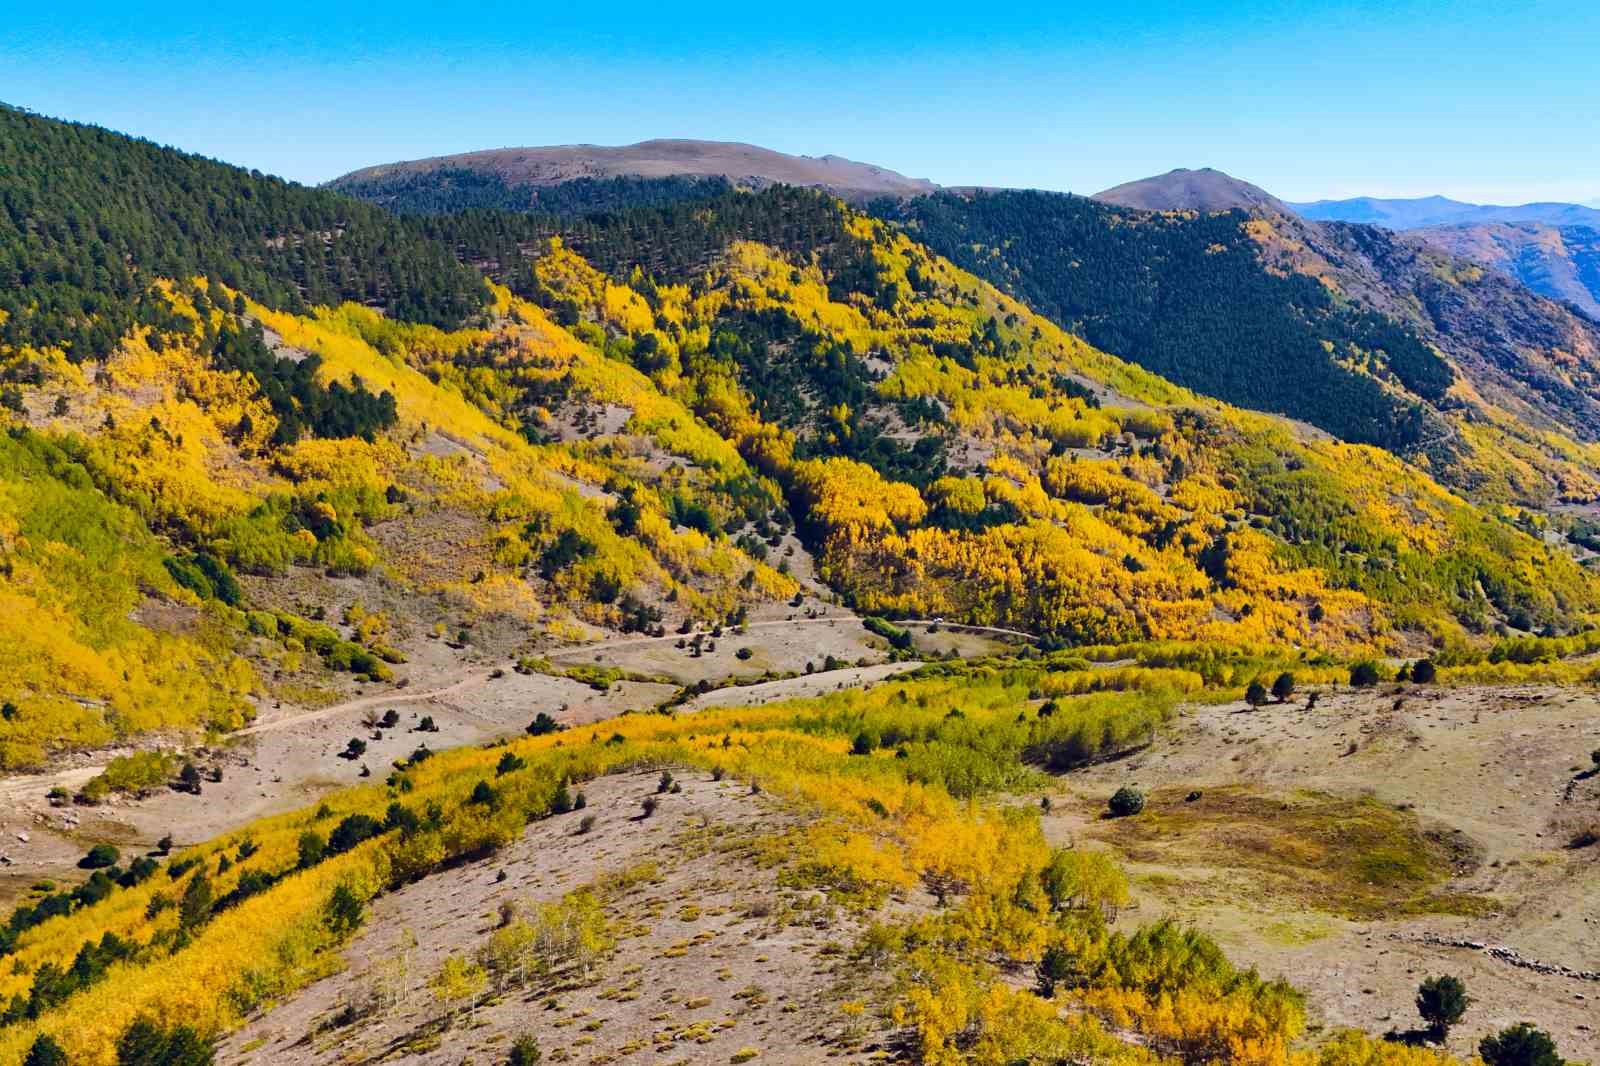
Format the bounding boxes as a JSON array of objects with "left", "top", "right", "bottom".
[
  {"left": 1291, "top": 194, "right": 1600, "bottom": 229},
  {"left": 1285, "top": 196, "right": 1600, "bottom": 316},
  {"left": 1093, "top": 167, "right": 1291, "bottom": 214},
  {"left": 1416, "top": 222, "right": 1600, "bottom": 318},
  {"left": 330, "top": 139, "right": 938, "bottom": 212}
]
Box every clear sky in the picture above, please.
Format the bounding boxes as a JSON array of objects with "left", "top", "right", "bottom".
[{"left": 5, "top": 0, "right": 1598, "bottom": 204}]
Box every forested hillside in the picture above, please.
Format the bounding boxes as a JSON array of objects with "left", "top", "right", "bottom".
[
  {"left": 2, "top": 106, "right": 1598, "bottom": 773},
  {"left": 0, "top": 104, "right": 490, "bottom": 354},
  {"left": 329, "top": 169, "right": 733, "bottom": 217},
  {"left": 881, "top": 189, "right": 1600, "bottom": 508}
]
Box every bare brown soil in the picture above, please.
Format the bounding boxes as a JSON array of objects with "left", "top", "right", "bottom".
[
  {"left": 218, "top": 771, "right": 896, "bottom": 1065},
  {"left": 1045, "top": 684, "right": 1600, "bottom": 1059}
]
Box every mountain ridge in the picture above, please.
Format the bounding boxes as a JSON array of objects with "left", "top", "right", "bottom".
[
  {"left": 329, "top": 137, "right": 939, "bottom": 206},
  {"left": 1290, "top": 193, "right": 1600, "bottom": 229}
]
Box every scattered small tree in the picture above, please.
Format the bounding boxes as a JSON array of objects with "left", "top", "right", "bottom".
[
  {"left": 1416, "top": 974, "right": 1470, "bottom": 1038},
  {"left": 343, "top": 738, "right": 367, "bottom": 759},
  {"left": 1479, "top": 1023, "right": 1563, "bottom": 1066},
  {"left": 325, "top": 883, "right": 366, "bottom": 938},
  {"left": 1411, "top": 659, "right": 1438, "bottom": 684},
  {"left": 508, "top": 1033, "right": 543, "bottom": 1065},
  {"left": 527, "top": 712, "right": 560, "bottom": 736},
  {"left": 641, "top": 796, "right": 658, "bottom": 818},
  {"left": 1349, "top": 660, "right": 1382, "bottom": 687},
  {"left": 297, "top": 831, "right": 327, "bottom": 869},
  {"left": 80, "top": 844, "right": 120, "bottom": 869},
  {"left": 1244, "top": 680, "right": 1268, "bottom": 708},
  {"left": 1271, "top": 671, "right": 1296, "bottom": 702},
  {"left": 1107, "top": 786, "right": 1145, "bottom": 818},
  {"left": 657, "top": 770, "right": 674, "bottom": 793}
]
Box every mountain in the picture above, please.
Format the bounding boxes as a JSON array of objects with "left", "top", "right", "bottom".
[
  {"left": 1414, "top": 221, "right": 1600, "bottom": 318},
  {"left": 1093, "top": 167, "right": 1292, "bottom": 214},
  {"left": 329, "top": 138, "right": 938, "bottom": 212},
  {"left": 1291, "top": 194, "right": 1600, "bottom": 229},
  {"left": 881, "top": 182, "right": 1600, "bottom": 508},
  {"left": 5, "top": 108, "right": 1600, "bottom": 1066},
  {"left": 1287, "top": 196, "right": 1600, "bottom": 318},
  {"left": 6, "top": 105, "right": 1597, "bottom": 777}
]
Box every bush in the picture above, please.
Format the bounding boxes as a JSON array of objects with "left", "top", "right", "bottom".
[
  {"left": 1244, "top": 680, "right": 1268, "bottom": 707},
  {"left": 328, "top": 813, "right": 382, "bottom": 854},
  {"left": 297, "top": 831, "right": 326, "bottom": 868},
  {"left": 1107, "top": 786, "right": 1145, "bottom": 817},
  {"left": 736, "top": 646, "right": 753, "bottom": 660},
  {"left": 1349, "top": 660, "right": 1382, "bottom": 687},
  {"left": 1479, "top": 1023, "right": 1562, "bottom": 1066},
  {"left": 324, "top": 883, "right": 365, "bottom": 937},
  {"left": 509, "top": 1034, "right": 542, "bottom": 1065},
  {"left": 80, "top": 844, "right": 120, "bottom": 869},
  {"left": 641, "top": 796, "right": 658, "bottom": 818},
  {"left": 1271, "top": 671, "right": 1295, "bottom": 702},
  {"left": 1416, "top": 974, "right": 1470, "bottom": 1037},
  {"left": 527, "top": 712, "right": 561, "bottom": 736},
  {"left": 1411, "top": 659, "right": 1437, "bottom": 683}
]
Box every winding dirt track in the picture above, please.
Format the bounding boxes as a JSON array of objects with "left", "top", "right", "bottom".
[
  {"left": 544, "top": 616, "right": 1033, "bottom": 658},
  {"left": 0, "top": 616, "right": 1033, "bottom": 802}
]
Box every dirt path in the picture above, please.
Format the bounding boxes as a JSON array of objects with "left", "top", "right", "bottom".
[
  {"left": 237, "top": 669, "right": 494, "bottom": 737},
  {"left": 545, "top": 616, "right": 1033, "bottom": 660},
  {"left": 677, "top": 661, "right": 925, "bottom": 712}
]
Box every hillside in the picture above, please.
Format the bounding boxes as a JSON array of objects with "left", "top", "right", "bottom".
[
  {"left": 329, "top": 139, "right": 938, "bottom": 212},
  {"left": 1287, "top": 193, "right": 1600, "bottom": 314},
  {"left": 2, "top": 106, "right": 1599, "bottom": 1066},
  {"left": 1413, "top": 222, "right": 1600, "bottom": 318},
  {"left": 5, "top": 109, "right": 1600, "bottom": 777},
  {"left": 883, "top": 186, "right": 1600, "bottom": 508}
]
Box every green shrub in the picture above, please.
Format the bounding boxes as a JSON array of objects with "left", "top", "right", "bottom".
[{"left": 1107, "top": 786, "right": 1145, "bottom": 818}]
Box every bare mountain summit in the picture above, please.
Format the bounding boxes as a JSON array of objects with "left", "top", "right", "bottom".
[
  {"left": 330, "top": 138, "right": 938, "bottom": 202},
  {"left": 1092, "top": 167, "right": 1292, "bottom": 214}
]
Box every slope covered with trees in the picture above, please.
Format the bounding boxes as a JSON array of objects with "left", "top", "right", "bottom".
[
  {"left": 2, "top": 106, "right": 1599, "bottom": 773},
  {"left": 0, "top": 102, "right": 490, "bottom": 359},
  {"left": 880, "top": 189, "right": 1600, "bottom": 508},
  {"left": 329, "top": 169, "right": 733, "bottom": 216},
  {"left": 876, "top": 190, "right": 1453, "bottom": 452}
]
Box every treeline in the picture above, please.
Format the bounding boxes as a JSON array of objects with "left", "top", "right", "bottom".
[
  {"left": 0, "top": 103, "right": 490, "bottom": 359},
  {"left": 331, "top": 168, "right": 733, "bottom": 217},
  {"left": 876, "top": 190, "right": 1455, "bottom": 452}
]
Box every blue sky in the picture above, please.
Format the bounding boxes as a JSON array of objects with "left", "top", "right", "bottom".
[{"left": 4, "top": 0, "right": 1597, "bottom": 203}]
